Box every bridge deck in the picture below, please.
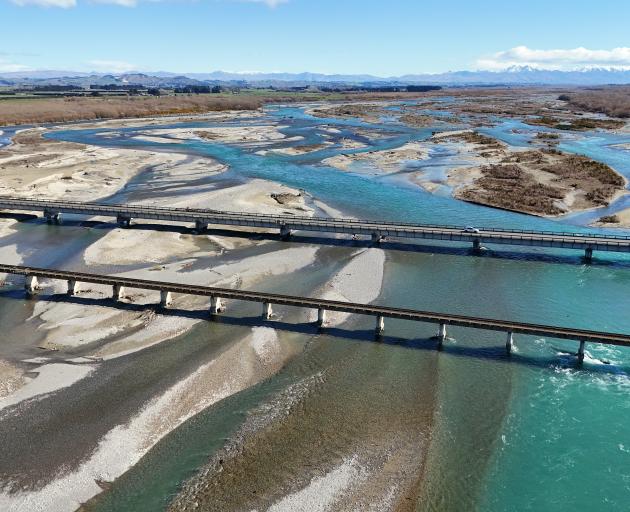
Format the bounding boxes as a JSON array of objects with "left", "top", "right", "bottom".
[
  {"left": 1, "top": 197, "right": 630, "bottom": 253},
  {"left": 2, "top": 263, "right": 629, "bottom": 348}
]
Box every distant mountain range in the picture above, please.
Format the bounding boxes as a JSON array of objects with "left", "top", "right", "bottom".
[{"left": 3, "top": 67, "right": 630, "bottom": 87}]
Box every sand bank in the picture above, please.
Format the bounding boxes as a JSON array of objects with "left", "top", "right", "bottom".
[
  {"left": 592, "top": 207, "right": 630, "bottom": 228},
  {"left": 268, "top": 456, "right": 369, "bottom": 512},
  {"left": 0, "top": 219, "right": 21, "bottom": 264},
  {"left": 0, "top": 328, "right": 293, "bottom": 512},
  {"left": 25, "top": 244, "right": 319, "bottom": 356},
  {"left": 307, "top": 248, "right": 385, "bottom": 326},
  {"left": 84, "top": 229, "right": 209, "bottom": 266},
  {"left": 0, "top": 363, "right": 95, "bottom": 413},
  {"left": 264, "top": 142, "right": 334, "bottom": 156},
  {"left": 0, "top": 129, "right": 194, "bottom": 201},
  {"left": 48, "top": 110, "right": 264, "bottom": 132},
  {"left": 127, "top": 124, "right": 299, "bottom": 147},
  {"left": 166, "top": 177, "right": 313, "bottom": 214},
  {"left": 322, "top": 141, "right": 429, "bottom": 172},
  {"left": 0, "top": 360, "right": 25, "bottom": 400},
  {"left": 424, "top": 131, "right": 628, "bottom": 217}
]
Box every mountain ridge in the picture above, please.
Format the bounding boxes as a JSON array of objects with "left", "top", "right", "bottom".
[{"left": 3, "top": 66, "right": 630, "bottom": 86}]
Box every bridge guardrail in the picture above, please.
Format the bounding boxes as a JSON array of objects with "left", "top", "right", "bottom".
[{"left": 1, "top": 196, "right": 630, "bottom": 241}]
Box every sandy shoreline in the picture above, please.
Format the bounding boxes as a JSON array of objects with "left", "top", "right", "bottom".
[{"left": 0, "top": 113, "right": 390, "bottom": 511}]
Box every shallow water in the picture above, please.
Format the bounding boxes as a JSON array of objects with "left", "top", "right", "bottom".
[{"left": 8, "top": 101, "right": 630, "bottom": 510}]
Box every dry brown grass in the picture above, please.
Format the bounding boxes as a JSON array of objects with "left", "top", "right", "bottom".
[
  {"left": 457, "top": 146, "right": 625, "bottom": 216},
  {"left": 0, "top": 95, "right": 265, "bottom": 126},
  {"left": 599, "top": 214, "right": 620, "bottom": 224},
  {"left": 0, "top": 91, "right": 436, "bottom": 126},
  {"left": 444, "top": 131, "right": 505, "bottom": 148},
  {"left": 564, "top": 87, "right": 630, "bottom": 118},
  {"left": 528, "top": 115, "right": 624, "bottom": 130},
  {"left": 459, "top": 163, "right": 567, "bottom": 215},
  {"left": 535, "top": 132, "right": 560, "bottom": 140}
]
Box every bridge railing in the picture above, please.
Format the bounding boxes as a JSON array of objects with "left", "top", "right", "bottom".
[{"left": 2, "top": 196, "right": 630, "bottom": 240}]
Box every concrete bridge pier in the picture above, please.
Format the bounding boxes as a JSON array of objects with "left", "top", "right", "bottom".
[
  {"left": 375, "top": 315, "right": 384, "bottom": 335},
  {"left": 159, "top": 290, "right": 172, "bottom": 308},
  {"left": 472, "top": 239, "right": 482, "bottom": 252},
  {"left": 117, "top": 214, "right": 132, "bottom": 228},
  {"left": 67, "top": 279, "right": 79, "bottom": 296},
  {"left": 371, "top": 232, "right": 383, "bottom": 244},
  {"left": 112, "top": 284, "right": 125, "bottom": 301},
  {"left": 577, "top": 340, "right": 586, "bottom": 364},
  {"left": 262, "top": 302, "right": 273, "bottom": 320},
  {"left": 506, "top": 331, "right": 514, "bottom": 354},
  {"left": 437, "top": 322, "right": 447, "bottom": 348},
  {"left": 195, "top": 220, "right": 207, "bottom": 233},
  {"left": 44, "top": 209, "right": 61, "bottom": 224},
  {"left": 584, "top": 247, "right": 593, "bottom": 263},
  {"left": 210, "top": 296, "right": 224, "bottom": 315},
  {"left": 317, "top": 308, "right": 327, "bottom": 327},
  {"left": 24, "top": 275, "right": 39, "bottom": 294},
  {"left": 280, "top": 224, "right": 292, "bottom": 239}
]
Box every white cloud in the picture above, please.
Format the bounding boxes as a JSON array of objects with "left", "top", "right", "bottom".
[
  {"left": 477, "top": 46, "right": 630, "bottom": 71},
  {"left": 0, "top": 59, "right": 31, "bottom": 72},
  {"left": 10, "top": 0, "right": 76, "bottom": 6},
  {"left": 87, "top": 60, "right": 137, "bottom": 73}
]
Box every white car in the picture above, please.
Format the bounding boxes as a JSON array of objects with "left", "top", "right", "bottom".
[{"left": 463, "top": 226, "right": 480, "bottom": 234}]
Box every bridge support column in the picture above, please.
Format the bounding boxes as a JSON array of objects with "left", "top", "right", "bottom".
[
  {"left": 280, "top": 225, "right": 292, "bottom": 239},
  {"left": 117, "top": 215, "right": 131, "bottom": 228},
  {"left": 371, "top": 232, "right": 383, "bottom": 244},
  {"left": 472, "top": 239, "right": 481, "bottom": 252},
  {"left": 317, "top": 308, "right": 327, "bottom": 327},
  {"left": 210, "top": 296, "right": 224, "bottom": 315},
  {"left": 195, "top": 220, "right": 207, "bottom": 233},
  {"left": 112, "top": 284, "right": 125, "bottom": 301},
  {"left": 67, "top": 279, "right": 79, "bottom": 296},
  {"left": 159, "top": 290, "right": 172, "bottom": 308},
  {"left": 506, "top": 331, "right": 514, "bottom": 355},
  {"left": 437, "top": 322, "right": 447, "bottom": 348},
  {"left": 25, "top": 275, "right": 39, "bottom": 294},
  {"left": 262, "top": 302, "right": 273, "bottom": 320},
  {"left": 44, "top": 209, "right": 61, "bottom": 224},
  {"left": 584, "top": 247, "right": 593, "bottom": 263},
  {"left": 375, "top": 315, "right": 384, "bottom": 336},
  {"left": 577, "top": 340, "right": 586, "bottom": 364}
]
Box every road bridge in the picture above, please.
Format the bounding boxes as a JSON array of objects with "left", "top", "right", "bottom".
[
  {"left": 2, "top": 263, "right": 628, "bottom": 364},
  {"left": 1, "top": 197, "right": 629, "bottom": 261}
]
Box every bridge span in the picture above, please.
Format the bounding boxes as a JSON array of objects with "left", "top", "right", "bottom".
[
  {"left": 2, "top": 263, "right": 628, "bottom": 364},
  {"left": 1, "top": 197, "right": 629, "bottom": 261}
]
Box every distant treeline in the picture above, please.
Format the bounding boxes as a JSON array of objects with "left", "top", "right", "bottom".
[
  {"left": 173, "top": 85, "right": 224, "bottom": 94},
  {"left": 90, "top": 84, "right": 144, "bottom": 91},
  {"left": 319, "top": 85, "right": 442, "bottom": 93},
  {"left": 3, "top": 83, "right": 444, "bottom": 96}
]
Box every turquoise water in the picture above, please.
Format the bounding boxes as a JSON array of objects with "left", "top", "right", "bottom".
[{"left": 45, "top": 103, "right": 630, "bottom": 510}]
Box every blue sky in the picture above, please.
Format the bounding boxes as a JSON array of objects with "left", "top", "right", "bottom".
[{"left": 2, "top": 0, "right": 630, "bottom": 75}]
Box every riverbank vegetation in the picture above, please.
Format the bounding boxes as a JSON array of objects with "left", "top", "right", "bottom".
[
  {"left": 560, "top": 86, "right": 630, "bottom": 118},
  {"left": 455, "top": 145, "right": 625, "bottom": 216},
  {"left": 0, "top": 90, "right": 434, "bottom": 126},
  {"left": 528, "top": 115, "right": 625, "bottom": 131}
]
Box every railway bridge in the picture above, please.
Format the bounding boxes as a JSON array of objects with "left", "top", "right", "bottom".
[{"left": 3, "top": 263, "right": 629, "bottom": 364}]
